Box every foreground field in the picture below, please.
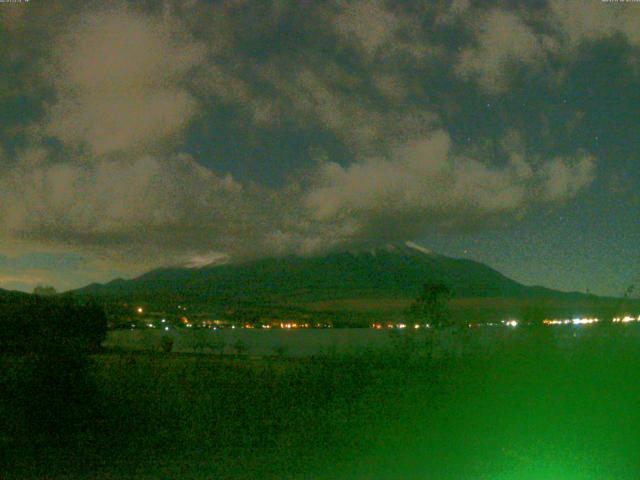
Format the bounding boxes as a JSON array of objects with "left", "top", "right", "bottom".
[{"left": 3, "top": 325, "right": 640, "bottom": 479}]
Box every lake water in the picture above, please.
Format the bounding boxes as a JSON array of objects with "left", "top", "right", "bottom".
[
  {"left": 105, "top": 327, "right": 397, "bottom": 356},
  {"left": 104, "top": 323, "right": 640, "bottom": 357}
]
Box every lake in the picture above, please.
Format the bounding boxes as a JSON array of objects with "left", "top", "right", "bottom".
[{"left": 104, "top": 323, "right": 639, "bottom": 357}]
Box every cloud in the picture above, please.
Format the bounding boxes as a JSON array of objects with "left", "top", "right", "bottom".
[
  {"left": 208, "top": 60, "right": 438, "bottom": 157},
  {"left": 332, "top": 0, "right": 444, "bottom": 62},
  {"left": 435, "top": 0, "right": 470, "bottom": 24},
  {"left": 457, "top": 2, "right": 640, "bottom": 93},
  {"left": 540, "top": 153, "right": 595, "bottom": 201},
  {"left": 287, "top": 66, "right": 437, "bottom": 154},
  {"left": 0, "top": 0, "right": 608, "bottom": 285},
  {"left": 456, "top": 9, "right": 552, "bottom": 93},
  {"left": 305, "top": 131, "right": 595, "bottom": 240},
  {"left": 45, "top": 8, "right": 205, "bottom": 155},
  {"left": 548, "top": 0, "right": 640, "bottom": 47},
  {"left": 333, "top": 0, "right": 400, "bottom": 56},
  {"left": 0, "top": 149, "right": 261, "bottom": 263},
  {"left": 185, "top": 0, "right": 436, "bottom": 154}
]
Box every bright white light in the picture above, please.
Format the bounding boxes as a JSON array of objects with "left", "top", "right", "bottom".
[
  {"left": 571, "top": 317, "right": 599, "bottom": 325},
  {"left": 164, "top": 326, "right": 169, "bottom": 331},
  {"left": 506, "top": 320, "right": 518, "bottom": 327}
]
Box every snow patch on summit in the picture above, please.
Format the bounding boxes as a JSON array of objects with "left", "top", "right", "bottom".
[
  {"left": 405, "top": 241, "right": 432, "bottom": 255},
  {"left": 184, "top": 252, "right": 230, "bottom": 269}
]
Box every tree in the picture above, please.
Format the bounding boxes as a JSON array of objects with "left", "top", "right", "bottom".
[
  {"left": 408, "top": 282, "right": 452, "bottom": 328},
  {"left": 0, "top": 297, "right": 107, "bottom": 441},
  {"left": 0, "top": 296, "right": 107, "bottom": 354},
  {"left": 233, "top": 339, "right": 248, "bottom": 356},
  {"left": 160, "top": 335, "right": 174, "bottom": 353},
  {"left": 624, "top": 283, "right": 637, "bottom": 299},
  {"left": 33, "top": 285, "right": 57, "bottom": 296}
]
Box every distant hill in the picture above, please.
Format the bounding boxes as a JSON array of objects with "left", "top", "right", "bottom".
[
  {"left": 0, "top": 288, "right": 29, "bottom": 299},
  {"left": 71, "top": 242, "right": 621, "bottom": 311}
]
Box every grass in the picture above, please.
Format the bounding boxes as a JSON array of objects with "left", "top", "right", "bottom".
[{"left": 4, "top": 324, "right": 640, "bottom": 479}]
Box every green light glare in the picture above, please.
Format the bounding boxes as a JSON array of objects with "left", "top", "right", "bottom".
[
  {"left": 491, "top": 469, "right": 600, "bottom": 480},
  {"left": 489, "top": 456, "right": 607, "bottom": 480}
]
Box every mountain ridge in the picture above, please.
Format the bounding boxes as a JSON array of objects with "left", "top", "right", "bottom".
[{"left": 69, "top": 243, "right": 617, "bottom": 306}]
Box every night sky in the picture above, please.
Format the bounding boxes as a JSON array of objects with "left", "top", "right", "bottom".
[{"left": 0, "top": 0, "right": 638, "bottom": 296}]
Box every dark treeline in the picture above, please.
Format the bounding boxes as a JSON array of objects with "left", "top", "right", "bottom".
[
  {"left": 0, "top": 295, "right": 109, "bottom": 473},
  {"left": 0, "top": 295, "right": 107, "bottom": 354}
]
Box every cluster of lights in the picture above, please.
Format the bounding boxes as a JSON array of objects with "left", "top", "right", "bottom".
[
  {"left": 134, "top": 315, "right": 640, "bottom": 332},
  {"left": 543, "top": 318, "right": 600, "bottom": 325},
  {"left": 543, "top": 317, "right": 609, "bottom": 325},
  {"left": 371, "top": 323, "right": 431, "bottom": 330},
  {"left": 543, "top": 319, "right": 567, "bottom": 325},
  {"left": 612, "top": 315, "right": 640, "bottom": 323},
  {"left": 131, "top": 309, "right": 333, "bottom": 330},
  {"left": 500, "top": 319, "right": 518, "bottom": 327},
  {"left": 571, "top": 317, "right": 599, "bottom": 325},
  {"left": 280, "top": 322, "right": 311, "bottom": 329}
]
